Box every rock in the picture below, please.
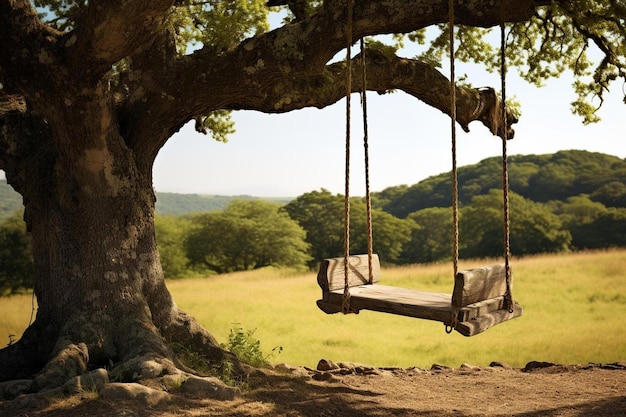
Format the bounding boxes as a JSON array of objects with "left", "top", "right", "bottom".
[
  {"left": 403, "top": 366, "right": 427, "bottom": 376},
  {"left": 99, "top": 382, "right": 170, "bottom": 406},
  {"left": 137, "top": 360, "right": 165, "bottom": 379},
  {"left": 489, "top": 361, "right": 511, "bottom": 369},
  {"left": 354, "top": 365, "right": 379, "bottom": 375},
  {"left": 430, "top": 364, "right": 451, "bottom": 372},
  {"left": 63, "top": 368, "right": 109, "bottom": 395},
  {"left": 337, "top": 361, "right": 356, "bottom": 370},
  {"left": 460, "top": 363, "right": 480, "bottom": 371},
  {"left": 273, "top": 363, "right": 296, "bottom": 373},
  {"left": 0, "top": 379, "right": 32, "bottom": 400},
  {"left": 600, "top": 362, "right": 626, "bottom": 370},
  {"left": 180, "top": 376, "right": 240, "bottom": 400},
  {"left": 115, "top": 355, "right": 177, "bottom": 381},
  {"left": 522, "top": 361, "right": 557, "bottom": 372},
  {"left": 317, "top": 359, "right": 339, "bottom": 371},
  {"left": 311, "top": 372, "right": 338, "bottom": 382}
]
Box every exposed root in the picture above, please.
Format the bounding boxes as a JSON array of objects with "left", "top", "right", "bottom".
[
  {"left": 33, "top": 341, "right": 89, "bottom": 391},
  {"left": 0, "top": 307, "right": 249, "bottom": 399},
  {"left": 161, "top": 309, "right": 249, "bottom": 378},
  {"left": 110, "top": 354, "right": 180, "bottom": 382}
]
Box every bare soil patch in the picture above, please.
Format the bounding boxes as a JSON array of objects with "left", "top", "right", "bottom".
[{"left": 2, "top": 362, "right": 625, "bottom": 417}]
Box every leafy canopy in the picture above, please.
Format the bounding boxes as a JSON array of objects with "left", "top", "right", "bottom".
[{"left": 30, "top": 0, "right": 626, "bottom": 138}]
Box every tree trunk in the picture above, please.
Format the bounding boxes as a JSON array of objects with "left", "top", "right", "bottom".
[{"left": 0, "top": 87, "right": 238, "bottom": 392}]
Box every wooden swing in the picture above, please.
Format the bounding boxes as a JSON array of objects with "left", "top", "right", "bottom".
[{"left": 315, "top": 0, "right": 522, "bottom": 337}]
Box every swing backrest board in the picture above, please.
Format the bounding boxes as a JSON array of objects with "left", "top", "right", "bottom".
[
  {"left": 317, "top": 254, "right": 381, "bottom": 292},
  {"left": 452, "top": 264, "right": 510, "bottom": 308}
]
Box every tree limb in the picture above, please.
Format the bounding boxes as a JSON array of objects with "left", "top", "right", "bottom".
[
  {"left": 0, "top": 0, "right": 61, "bottom": 93},
  {"left": 125, "top": 0, "right": 534, "bottom": 157},
  {"left": 230, "top": 49, "right": 516, "bottom": 139},
  {"left": 0, "top": 0, "right": 42, "bottom": 42},
  {"left": 67, "top": 0, "right": 176, "bottom": 78}
]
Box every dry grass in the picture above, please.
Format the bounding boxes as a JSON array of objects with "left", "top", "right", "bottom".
[
  {"left": 1, "top": 250, "right": 624, "bottom": 369},
  {"left": 0, "top": 293, "right": 35, "bottom": 347},
  {"left": 170, "top": 249, "right": 626, "bottom": 369}
]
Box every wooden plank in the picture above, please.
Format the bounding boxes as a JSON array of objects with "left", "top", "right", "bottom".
[
  {"left": 456, "top": 296, "right": 506, "bottom": 322},
  {"left": 322, "top": 284, "right": 453, "bottom": 322},
  {"left": 317, "top": 286, "right": 523, "bottom": 337},
  {"left": 452, "top": 264, "right": 511, "bottom": 308},
  {"left": 316, "top": 299, "right": 344, "bottom": 314},
  {"left": 321, "top": 287, "right": 509, "bottom": 323},
  {"left": 455, "top": 301, "right": 523, "bottom": 337},
  {"left": 317, "top": 254, "right": 381, "bottom": 292}
]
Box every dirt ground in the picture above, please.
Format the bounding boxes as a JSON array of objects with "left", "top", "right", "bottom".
[{"left": 1, "top": 361, "right": 625, "bottom": 417}]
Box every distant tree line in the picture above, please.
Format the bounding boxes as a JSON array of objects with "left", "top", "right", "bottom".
[
  {"left": 0, "top": 211, "right": 33, "bottom": 295},
  {"left": 156, "top": 200, "right": 310, "bottom": 278},
  {"left": 1, "top": 150, "right": 625, "bottom": 293}
]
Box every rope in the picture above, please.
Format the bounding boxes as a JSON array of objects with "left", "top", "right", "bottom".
[
  {"left": 446, "top": 0, "right": 460, "bottom": 333},
  {"left": 361, "top": 38, "right": 375, "bottom": 285},
  {"left": 342, "top": 0, "right": 354, "bottom": 314},
  {"left": 500, "top": 23, "right": 514, "bottom": 313}
]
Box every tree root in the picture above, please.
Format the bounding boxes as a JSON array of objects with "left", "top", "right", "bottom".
[
  {"left": 0, "top": 307, "right": 249, "bottom": 400},
  {"left": 33, "top": 341, "right": 89, "bottom": 391}
]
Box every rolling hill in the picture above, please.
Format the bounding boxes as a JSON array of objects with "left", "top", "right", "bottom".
[{"left": 2, "top": 150, "right": 625, "bottom": 222}]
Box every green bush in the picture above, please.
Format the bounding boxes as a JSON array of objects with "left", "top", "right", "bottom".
[
  {"left": 221, "top": 324, "right": 282, "bottom": 368},
  {"left": 0, "top": 211, "right": 33, "bottom": 295}
]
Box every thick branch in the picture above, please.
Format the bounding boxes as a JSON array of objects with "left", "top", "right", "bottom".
[
  {"left": 150, "top": 1, "right": 538, "bottom": 115},
  {"left": 0, "top": 0, "right": 61, "bottom": 94},
  {"left": 0, "top": 0, "right": 42, "bottom": 43},
  {"left": 67, "top": 0, "right": 176, "bottom": 77},
  {"left": 244, "top": 50, "right": 516, "bottom": 139},
  {"left": 122, "top": 0, "right": 541, "bottom": 160}
]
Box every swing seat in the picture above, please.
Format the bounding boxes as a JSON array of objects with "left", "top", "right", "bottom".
[{"left": 316, "top": 254, "right": 522, "bottom": 337}]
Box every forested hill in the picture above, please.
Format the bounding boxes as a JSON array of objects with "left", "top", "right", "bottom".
[
  {"left": 154, "top": 193, "right": 291, "bottom": 215},
  {"left": 0, "top": 181, "right": 290, "bottom": 220},
  {"left": 1, "top": 150, "right": 625, "bottom": 221},
  {"left": 374, "top": 150, "right": 626, "bottom": 218}
]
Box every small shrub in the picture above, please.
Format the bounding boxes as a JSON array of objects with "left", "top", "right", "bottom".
[
  {"left": 221, "top": 324, "right": 282, "bottom": 368},
  {"left": 170, "top": 342, "right": 214, "bottom": 376}
]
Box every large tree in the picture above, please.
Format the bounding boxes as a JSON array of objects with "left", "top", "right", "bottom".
[{"left": 0, "top": 0, "right": 624, "bottom": 393}]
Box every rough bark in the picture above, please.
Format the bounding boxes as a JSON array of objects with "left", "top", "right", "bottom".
[{"left": 0, "top": 0, "right": 540, "bottom": 394}]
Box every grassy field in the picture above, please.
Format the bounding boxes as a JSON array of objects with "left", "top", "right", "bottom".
[{"left": 1, "top": 250, "right": 625, "bottom": 369}]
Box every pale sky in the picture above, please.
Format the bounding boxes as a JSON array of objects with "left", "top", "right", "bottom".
[
  {"left": 2, "top": 21, "right": 625, "bottom": 198},
  {"left": 152, "top": 64, "right": 625, "bottom": 197}
]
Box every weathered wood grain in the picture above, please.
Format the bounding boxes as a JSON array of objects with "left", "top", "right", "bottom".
[
  {"left": 455, "top": 301, "right": 523, "bottom": 336},
  {"left": 457, "top": 296, "right": 507, "bottom": 321},
  {"left": 452, "top": 264, "right": 511, "bottom": 308},
  {"left": 323, "top": 284, "right": 453, "bottom": 322},
  {"left": 317, "top": 254, "right": 380, "bottom": 292}
]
